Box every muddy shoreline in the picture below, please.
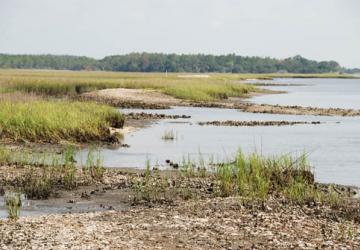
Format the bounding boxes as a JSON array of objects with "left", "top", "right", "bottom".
[
  {"left": 1, "top": 166, "right": 360, "bottom": 248},
  {"left": 198, "top": 120, "right": 322, "bottom": 127},
  {"left": 81, "top": 88, "right": 360, "bottom": 117},
  {"left": 0, "top": 166, "right": 358, "bottom": 217},
  {"left": 2, "top": 86, "right": 360, "bottom": 248}
]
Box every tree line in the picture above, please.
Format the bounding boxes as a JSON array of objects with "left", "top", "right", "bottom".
[{"left": 0, "top": 53, "right": 355, "bottom": 74}]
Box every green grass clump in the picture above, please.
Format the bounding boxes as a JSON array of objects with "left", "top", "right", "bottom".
[
  {"left": 214, "top": 151, "right": 329, "bottom": 204},
  {"left": 61, "top": 146, "right": 77, "bottom": 190},
  {"left": 5, "top": 192, "right": 21, "bottom": 220},
  {"left": 23, "top": 167, "right": 53, "bottom": 199},
  {"left": 0, "top": 99, "right": 124, "bottom": 143},
  {"left": 84, "top": 146, "right": 105, "bottom": 180},
  {"left": 161, "top": 130, "right": 177, "bottom": 141},
  {"left": 0, "top": 146, "right": 11, "bottom": 164}
]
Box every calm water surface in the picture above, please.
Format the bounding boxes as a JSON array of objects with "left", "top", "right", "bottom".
[
  {"left": 250, "top": 78, "right": 360, "bottom": 109},
  {"left": 79, "top": 78, "right": 360, "bottom": 186}
]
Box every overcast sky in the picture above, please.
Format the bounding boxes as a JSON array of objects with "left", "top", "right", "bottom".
[{"left": 0, "top": 0, "right": 359, "bottom": 67}]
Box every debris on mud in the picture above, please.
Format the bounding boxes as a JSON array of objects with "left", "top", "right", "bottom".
[
  {"left": 198, "top": 120, "right": 321, "bottom": 127},
  {"left": 125, "top": 112, "right": 191, "bottom": 120}
]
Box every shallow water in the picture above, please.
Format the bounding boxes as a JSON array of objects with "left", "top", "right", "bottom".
[
  {"left": 0, "top": 195, "right": 48, "bottom": 218},
  {"left": 0, "top": 191, "right": 128, "bottom": 219},
  {"left": 77, "top": 78, "right": 360, "bottom": 186},
  {"left": 249, "top": 78, "right": 360, "bottom": 109},
  {"left": 77, "top": 104, "right": 360, "bottom": 186},
  {"left": 3, "top": 78, "right": 360, "bottom": 218}
]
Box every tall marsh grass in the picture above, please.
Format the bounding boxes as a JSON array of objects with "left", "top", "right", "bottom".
[
  {"left": 5, "top": 192, "right": 21, "bottom": 220},
  {"left": 0, "top": 99, "right": 124, "bottom": 143},
  {"left": 0, "top": 70, "right": 256, "bottom": 102},
  {"left": 215, "top": 151, "right": 340, "bottom": 204}
]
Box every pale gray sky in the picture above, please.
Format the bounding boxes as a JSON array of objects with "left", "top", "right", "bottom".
[{"left": 0, "top": 0, "right": 359, "bottom": 67}]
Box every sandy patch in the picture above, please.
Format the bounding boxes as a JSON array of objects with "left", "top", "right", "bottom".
[
  {"left": 178, "top": 74, "right": 210, "bottom": 78},
  {"left": 82, "top": 88, "right": 182, "bottom": 108}
]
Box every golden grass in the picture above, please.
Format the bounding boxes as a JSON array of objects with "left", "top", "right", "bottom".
[
  {"left": 0, "top": 97, "right": 124, "bottom": 143},
  {"left": 0, "top": 69, "right": 356, "bottom": 102},
  {"left": 0, "top": 70, "right": 258, "bottom": 102}
]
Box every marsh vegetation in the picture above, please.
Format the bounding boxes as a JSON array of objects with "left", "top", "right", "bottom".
[
  {"left": 0, "top": 70, "right": 257, "bottom": 102},
  {"left": 0, "top": 97, "right": 124, "bottom": 144},
  {"left": 5, "top": 192, "right": 21, "bottom": 220},
  {"left": 131, "top": 152, "right": 343, "bottom": 207},
  {"left": 0, "top": 69, "right": 359, "bottom": 249},
  {"left": 161, "top": 129, "right": 177, "bottom": 141},
  {"left": 0, "top": 145, "right": 104, "bottom": 200}
]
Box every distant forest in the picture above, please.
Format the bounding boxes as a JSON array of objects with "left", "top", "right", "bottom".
[{"left": 0, "top": 53, "right": 358, "bottom": 74}]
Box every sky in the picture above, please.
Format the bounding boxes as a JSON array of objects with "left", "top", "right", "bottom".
[{"left": 0, "top": 0, "right": 359, "bottom": 68}]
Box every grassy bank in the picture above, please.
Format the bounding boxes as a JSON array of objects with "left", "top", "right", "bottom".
[
  {"left": 0, "top": 98, "right": 124, "bottom": 143},
  {"left": 0, "top": 70, "right": 356, "bottom": 102},
  {"left": 0, "top": 70, "right": 257, "bottom": 102}
]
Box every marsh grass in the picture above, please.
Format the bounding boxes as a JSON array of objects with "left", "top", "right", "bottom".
[
  {"left": 84, "top": 146, "right": 105, "bottom": 180},
  {"left": 128, "top": 151, "right": 345, "bottom": 206},
  {"left": 0, "top": 99, "right": 124, "bottom": 143},
  {"left": 0, "top": 70, "right": 257, "bottom": 102},
  {"left": 0, "top": 70, "right": 355, "bottom": 104},
  {"left": 213, "top": 151, "right": 340, "bottom": 204},
  {"left": 0, "top": 145, "right": 106, "bottom": 199},
  {"left": 132, "top": 159, "right": 176, "bottom": 203},
  {"left": 179, "top": 155, "right": 197, "bottom": 178},
  {"left": 5, "top": 192, "right": 21, "bottom": 220},
  {"left": 23, "top": 167, "right": 53, "bottom": 199},
  {"left": 161, "top": 130, "right": 177, "bottom": 141},
  {"left": 132, "top": 176, "right": 173, "bottom": 204},
  {"left": 0, "top": 146, "right": 11, "bottom": 164},
  {"left": 144, "top": 159, "right": 151, "bottom": 181},
  {"left": 179, "top": 153, "right": 208, "bottom": 178}
]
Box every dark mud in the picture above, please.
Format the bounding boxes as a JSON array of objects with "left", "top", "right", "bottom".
[
  {"left": 125, "top": 112, "right": 191, "bottom": 120},
  {"left": 236, "top": 103, "right": 360, "bottom": 116},
  {"left": 1, "top": 167, "right": 360, "bottom": 249},
  {"left": 79, "top": 95, "right": 172, "bottom": 109},
  {"left": 198, "top": 120, "right": 322, "bottom": 127},
  {"left": 248, "top": 83, "right": 308, "bottom": 87}
]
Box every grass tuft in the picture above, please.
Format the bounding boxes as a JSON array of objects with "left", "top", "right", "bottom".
[
  {"left": 5, "top": 192, "right": 21, "bottom": 220},
  {"left": 161, "top": 130, "right": 177, "bottom": 141},
  {"left": 214, "top": 151, "right": 336, "bottom": 204}
]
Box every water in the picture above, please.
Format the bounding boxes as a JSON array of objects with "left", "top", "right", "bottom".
[
  {"left": 250, "top": 78, "right": 360, "bottom": 109},
  {"left": 0, "top": 195, "right": 46, "bottom": 218},
  {"left": 78, "top": 78, "right": 360, "bottom": 186}
]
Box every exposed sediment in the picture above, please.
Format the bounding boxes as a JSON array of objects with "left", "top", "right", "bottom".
[
  {"left": 0, "top": 166, "right": 360, "bottom": 249},
  {"left": 80, "top": 95, "right": 171, "bottom": 109},
  {"left": 1, "top": 197, "right": 360, "bottom": 249},
  {"left": 236, "top": 103, "right": 360, "bottom": 116},
  {"left": 80, "top": 88, "right": 182, "bottom": 109},
  {"left": 81, "top": 88, "right": 360, "bottom": 117},
  {"left": 125, "top": 112, "right": 191, "bottom": 120},
  {"left": 198, "top": 120, "right": 321, "bottom": 127},
  {"left": 247, "top": 83, "right": 307, "bottom": 87}
]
